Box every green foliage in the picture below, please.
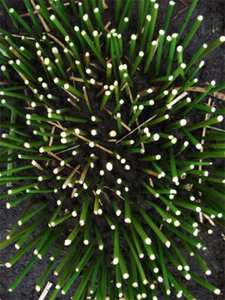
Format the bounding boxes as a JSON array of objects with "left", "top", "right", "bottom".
[{"left": 0, "top": 0, "right": 224, "bottom": 299}]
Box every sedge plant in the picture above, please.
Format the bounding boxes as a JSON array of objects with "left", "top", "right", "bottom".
[{"left": 0, "top": 0, "right": 224, "bottom": 299}]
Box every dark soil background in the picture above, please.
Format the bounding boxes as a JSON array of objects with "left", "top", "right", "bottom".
[{"left": 0, "top": 0, "right": 225, "bottom": 300}]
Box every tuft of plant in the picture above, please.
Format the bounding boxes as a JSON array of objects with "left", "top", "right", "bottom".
[{"left": 0, "top": 0, "right": 224, "bottom": 299}]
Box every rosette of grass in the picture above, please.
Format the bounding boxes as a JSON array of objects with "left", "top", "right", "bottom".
[{"left": 0, "top": 0, "right": 224, "bottom": 298}]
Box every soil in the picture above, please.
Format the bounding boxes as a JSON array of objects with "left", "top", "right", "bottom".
[{"left": 0, "top": 1, "right": 224, "bottom": 300}]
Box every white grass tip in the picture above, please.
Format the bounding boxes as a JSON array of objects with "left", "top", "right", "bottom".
[
  {"left": 214, "top": 289, "right": 221, "bottom": 295},
  {"left": 5, "top": 262, "right": 11, "bottom": 268},
  {"left": 145, "top": 237, "right": 152, "bottom": 245},
  {"left": 177, "top": 265, "right": 183, "bottom": 271},
  {"left": 185, "top": 273, "right": 191, "bottom": 280},
  {"left": 217, "top": 115, "right": 223, "bottom": 122},
  {"left": 174, "top": 220, "right": 180, "bottom": 227},
  {"left": 112, "top": 257, "right": 119, "bottom": 265},
  {"left": 64, "top": 239, "right": 71, "bottom": 246},
  {"left": 106, "top": 161, "right": 113, "bottom": 171},
  {"left": 196, "top": 143, "right": 203, "bottom": 150},
  {"left": 79, "top": 220, "right": 85, "bottom": 226},
  {"left": 35, "top": 286, "right": 41, "bottom": 292}
]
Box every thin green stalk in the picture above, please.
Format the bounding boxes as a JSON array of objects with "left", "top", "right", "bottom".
[
  {"left": 163, "top": 1, "right": 175, "bottom": 36},
  {"left": 177, "top": 0, "right": 199, "bottom": 42},
  {"left": 1, "top": 0, "right": 18, "bottom": 29},
  {"left": 155, "top": 30, "right": 165, "bottom": 76},
  {"left": 182, "top": 15, "right": 203, "bottom": 49},
  {"left": 145, "top": 3, "right": 159, "bottom": 52},
  {"left": 9, "top": 256, "right": 38, "bottom": 292},
  {"left": 189, "top": 272, "right": 220, "bottom": 295},
  {"left": 5, "top": 229, "right": 46, "bottom": 268},
  {"left": 71, "top": 260, "right": 95, "bottom": 300},
  {"left": 136, "top": 204, "right": 171, "bottom": 248}
]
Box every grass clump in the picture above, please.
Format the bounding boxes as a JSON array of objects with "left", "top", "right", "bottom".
[{"left": 0, "top": 0, "right": 224, "bottom": 299}]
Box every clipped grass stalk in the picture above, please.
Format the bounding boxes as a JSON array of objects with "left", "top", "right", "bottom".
[
  {"left": 0, "top": 224, "right": 37, "bottom": 251},
  {"left": 5, "top": 230, "right": 46, "bottom": 268},
  {"left": 185, "top": 42, "right": 208, "bottom": 72},
  {"left": 122, "top": 226, "right": 148, "bottom": 285},
  {"left": 169, "top": 146, "right": 178, "bottom": 183},
  {"left": 131, "top": 213, "right": 152, "bottom": 245},
  {"left": 99, "top": 251, "right": 107, "bottom": 299},
  {"left": 9, "top": 256, "right": 38, "bottom": 292},
  {"left": 93, "top": 8, "right": 105, "bottom": 36},
  {"left": 116, "top": 113, "right": 122, "bottom": 134},
  {"left": 156, "top": 236, "right": 171, "bottom": 295},
  {"left": 6, "top": 200, "right": 35, "bottom": 242},
  {"left": 62, "top": 241, "right": 95, "bottom": 294},
  {"left": 187, "top": 115, "right": 223, "bottom": 131},
  {"left": 182, "top": 15, "right": 203, "bottom": 49},
  {"left": 18, "top": 201, "right": 50, "bottom": 226},
  {"left": 37, "top": 226, "right": 64, "bottom": 259},
  {"left": 94, "top": 224, "right": 104, "bottom": 250},
  {"left": 160, "top": 63, "right": 187, "bottom": 92},
  {"left": 182, "top": 80, "right": 216, "bottom": 115},
  {"left": 199, "top": 35, "right": 225, "bottom": 59},
  {"left": 139, "top": 15, "right": 151, "bottom": 51},
  {"left": 9, "top": 8, "right": 38, "bottom": 41},
  {"left": 183, "top": 60, "right": 205, "bottom": 85},
  {"left": 15, "top": 212, "right": 46, "bottom": 250},
  {"left": 163, "top": 1, "right": 175, "bottom": 36},
  {"left": 100, "top": 90, "right": 111, "bottom": 111},
  {"left": 136, "top": 204, "right": 171, "bottom": 248},
  {"left": 57, "top": 252, "right": 85, "bottom": 291},
  {"left": 177, "top": 0, "right": 198, "bottom": 42},
  {"left": 79, "top": 192, "right": 90, "bottom": 226},
  {"left": 71, "top": 260, "right": 95, "bottom": 300},
  {"left": 130, "top": 51, "right": 144, "bottom": 77},
  {"left": 130, "top": 225, "right": 145, "bottom": 259},
  {"left": 115, "top": 0, "right": 122, "bottom": 23},
  {"left": 129, "top": 34, "right": 137, "bottom": 67},
  {"left": 64, "top": 223, "right": 81, "bottom": 246},
  {"left": 189, "top": 272, "right": 220, "bottom": 295},
  {"left": 90, "top": 251, "right": 104, "bottom": 294},
  {"left": 81, "top": 30, "right": 106, "bottom": 67},
  {"left": 143, "top": 40, "right": 158, "bottom": 74},
  {"left": 50, "top": 212, "right": 72, "bottom": 227},
  {"left": 145, "top": 3, "right": 159, "bottom": 52},
  {"left": 6, "top": 193, "right": 31, "bottom": 209},
  {"left": 54, "top": 237, "right": 82, "bottom": 276},
  {"left": 180, "top": 127, "right": 203, "bottom": 149},
  {"left": 155, "top": 29, "right": 165, "bottom": 76},
  {"left": 112, "top": 219, "right": 120, "bottom": 265}
]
